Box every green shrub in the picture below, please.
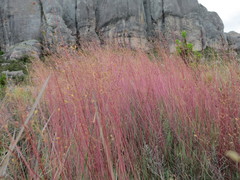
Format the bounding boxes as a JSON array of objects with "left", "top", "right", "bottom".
[
  {"left": 176, "top": 31, "right": 202, "bottom": 65},
  {"left": 0, "top": 73, "right": 6, "bottom": 86},
  {"left": 202, "top": 46, "right": 221, "bottom": 62},
  {"left": 0, "top": 74, "right": 7, "bottom": 99},
  {"left": 0, "top": 56, "right": 31, "bottom": 97},
  {"left": 0, "top": 56, "right": 31, "bottom": 75}
]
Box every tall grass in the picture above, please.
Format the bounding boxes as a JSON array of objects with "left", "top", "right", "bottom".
[{"left": 1, "top": 47, "right": 240, "bottom": 179}]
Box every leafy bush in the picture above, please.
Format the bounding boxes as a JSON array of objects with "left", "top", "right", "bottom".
[
  {"left": 0, "top": 56, "right": 31, "bottom": 99},
  {"left": 0, "top": 74, "right": 6, "bottom": 98},
  {"left": 0, "top": 74, "right": 6, "bottom": 86},
  {"left": 0, "top": 57, "right": 31, "bottom": 87},
  {"left": 176, "top": 31, "right": 202, "bottom": 65},
  {"left": 0, "top": 50, "right": 4, "bottom": 56}
]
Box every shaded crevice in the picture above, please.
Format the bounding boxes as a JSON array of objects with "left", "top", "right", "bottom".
[
  {"left": 38, "top": 0, "right": 47, "bottom": 23},
  {"left": 94, "top": 7, "right": 104, "bottom": 45},
  {"left": 151, "top": 16, "right": 157, "bottom": 25},
  {"left": 161, "top": 0, "right": 165, "bottom": 32},
  {"left": 143, "top": 0, "right": 153, "bottom": 37},
  {"left": 221, "top": 34, "right": 226, "bottom": 48},
  {"left": 75, "top": 0, "right": 81, "bottom": 47},
  {"left": 200, "top": 28, "right": 205, "bottom": 50},
  {"left": 37, "top": 0, "right": 48, "bottom": 53}
]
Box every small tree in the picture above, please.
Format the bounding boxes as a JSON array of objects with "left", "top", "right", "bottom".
[{"left": 176, "top": 31, "right": 202, "bottom": 65}]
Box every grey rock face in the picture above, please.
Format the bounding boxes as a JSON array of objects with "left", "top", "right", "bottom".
[
  {"left": 0, "top": 0, "right": 231, "bottom": 57},
  {"left": 0, "top": 0, "right": 41, "bottom": 51},
  {"left": 95, "top": 0, "right": 149, "bottom": 48},
  {"left": 4, "top": 40, "right": 41, "bottom": 60},
  {"left": 2, "top": 70, "right": 24, "bottom": 78},
  {"left": 197, "top": 5, "right": 228, "bottom": 49},
  {"left": 41, "top": 0, "right": 76, "bottom": 48},
  {"left": 226, "top": 31, "right": 240, "bottom": 53},
  {"left": 164, "top": 0, "right": 199, "bottom": 16},
  {"left": 43, "top": 13, "right": 75, "bottom": 46},
  {"left": 158, "top": 3, "right": 227, "bottom": 52}
]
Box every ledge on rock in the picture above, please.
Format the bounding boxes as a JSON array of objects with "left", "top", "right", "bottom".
[{"left": 4, "top": 40, "right": 41, "bottom": 61}]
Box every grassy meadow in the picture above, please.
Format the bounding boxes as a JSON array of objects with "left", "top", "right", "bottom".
[{"left": 0, "top": 46, "right": 240, "bottom": 179}]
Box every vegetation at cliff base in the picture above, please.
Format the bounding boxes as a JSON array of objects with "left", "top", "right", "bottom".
[
  {"left": 0, "top": 56, "right": 31, "bottom": 98},
  {"left": 0, "top": 47, "right": 240, "bottom": 179},
  {"left": 175, "top": 31, "right": 202, "bottom": 65}
]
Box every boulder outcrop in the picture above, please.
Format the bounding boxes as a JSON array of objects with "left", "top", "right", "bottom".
[
  {"left": 226, "top": 31, "right": 240, "bottom": 54},
  {"left": 0, "top": 0, "right": 236, "bottom": 59},
  {"left": 4, "top": 40, "right": 41, "bottom": 60}
]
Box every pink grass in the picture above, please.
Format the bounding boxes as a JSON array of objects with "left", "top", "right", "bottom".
[{"left": 24, "top": 47, "right": 240, "bottom": 179}]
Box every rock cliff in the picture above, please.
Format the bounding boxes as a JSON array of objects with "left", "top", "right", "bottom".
[
  {"left": 0, "top": 0, "right": 237, "bottom": 59},
  {"left": 226, "top": 31, "right": 240, "bottom": 54}
]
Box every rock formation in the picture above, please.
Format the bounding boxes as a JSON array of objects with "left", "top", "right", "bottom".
[
  {"left": 0, "top": 0, "right": 237, "bottom": 59},
  {"left": 226, "top": 31, "right": 240, "bottom": 54},
  {"left": 4, "top": 40, "right": 41, "bottom": 60}
]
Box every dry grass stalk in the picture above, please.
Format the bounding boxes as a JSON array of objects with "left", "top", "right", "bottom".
[{"left": 0, "top": 75, "right": 50, "bottom": 178}]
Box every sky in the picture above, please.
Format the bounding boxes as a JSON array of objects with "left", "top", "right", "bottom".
[{"left": 198, "top": 0, "right": 240, "bottom": 33}]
